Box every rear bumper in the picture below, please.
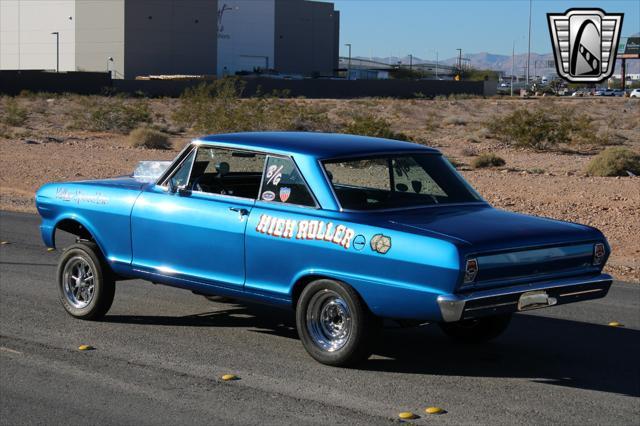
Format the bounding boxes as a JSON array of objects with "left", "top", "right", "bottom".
[{"left": 437, "top": 274, "right": 613, "bottom": 322}]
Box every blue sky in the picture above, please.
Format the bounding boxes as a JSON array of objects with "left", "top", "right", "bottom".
[{"left": 324, "top": 0, "right": 640, "bottom": 60}]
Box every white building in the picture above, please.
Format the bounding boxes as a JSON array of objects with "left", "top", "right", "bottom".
[{"left": 1, "top": 0, "right": 218, "bottom": 78}]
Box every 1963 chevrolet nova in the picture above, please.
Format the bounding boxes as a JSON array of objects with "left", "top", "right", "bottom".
[{"left": 35, "top": 132, "right": 612, "bottom": 366}]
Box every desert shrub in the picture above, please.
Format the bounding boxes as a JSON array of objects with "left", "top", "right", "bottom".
[
  {"left": 343, "top": 114, "right": 410, "bottom": 141},
  {"left": 443, "top": 116, "right": 467, "bottom": 126},
  {"left": 471, "top": 153, "right": 506, "bottom": 168},
  {"left": 128, "top": 127, "right": 172, "bottom": 149},
  {"left": 459, "top": 146, "right": 478, "bottom": 156},
  {"left": 2, "top": 98, "right": 28, "bottom": 126},
  {"left": 172, "top": 78, "right": 332, "bottom": 134},
  {"left": 69, "top": 96, "right": 151, "bottom": 132},
  {"left": 486, "top": 107, "right": 597, "bottom": 150},
  {"left": 585, "top": 148, "right": 640, "bottom": 177}
]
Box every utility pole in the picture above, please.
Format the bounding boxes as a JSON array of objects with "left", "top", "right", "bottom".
[
  {"left": 436, "top": 51, "right": 439, "bottom": 79},
  {"left": 409, "top": 54, "right": 413, "bottom": 71},
  {"left": 345, "top": 43, "right": 352, "bottom": 79},
  {"left": 526, "top": 0, "right": 532, "bottom": 88},
  {"left": 51, "top": 32, "right": 59, "bottom": 72},
  {"left": 511, "top": 41, "right": 515, "bottom": 97},
  {"left": 456, "top": 48, "right": 462, "bottom": 71}
]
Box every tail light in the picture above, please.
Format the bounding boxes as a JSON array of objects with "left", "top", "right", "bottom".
[
  {"left": 464, "top": 258, "right": 478, "bottom": 283},
  {"left": 593, "top": 243, "right": 606, "bottom": 266}
]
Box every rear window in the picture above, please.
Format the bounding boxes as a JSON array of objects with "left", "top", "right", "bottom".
[{"left": 323, "top": 154, "right": 482, "bottom": 210}]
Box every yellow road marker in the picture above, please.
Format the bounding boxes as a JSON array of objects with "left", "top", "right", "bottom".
[
  {"left": 425, "top": 406, "right": 445, "bottom": 414},
  {"left": 78, "top": 345, "right": 94, "bottom": 351},
  {"left": 1, "top": 241, "right": 10, "bottom": 245},
  {"left": 608, "top": 321, "right": 624, "bottom": 327},
  {"left": 221, "top": 374, "right": 238, "bottom": 381},
  {"left": 47, "top": 247, "right": 56, "bottom": 252},
  {"left": 398, "top": 412, "right": 418, "bottom": 420}
]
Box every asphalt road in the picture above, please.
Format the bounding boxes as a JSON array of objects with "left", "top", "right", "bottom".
[{"left": 1, "top": 210, "right": 639, "bottom": 425}]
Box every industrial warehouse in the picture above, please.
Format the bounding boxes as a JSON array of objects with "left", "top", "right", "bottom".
[{"left": 0, "top": 0, "right": 340, "bottom": 79}]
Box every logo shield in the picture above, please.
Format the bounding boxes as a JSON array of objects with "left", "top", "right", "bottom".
[{"left": 547, "top": 8, "right": 623, "bottom": 83}]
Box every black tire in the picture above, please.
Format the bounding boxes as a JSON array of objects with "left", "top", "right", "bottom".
[
  {"left": 296, "top": 279, "right": 380, "bottom": 367},
  {"left": 57, "top": 242, "right": 115, "bottom": 320},
  {"left": 439, "top": 314, "right": 512, "bottom": 343}
]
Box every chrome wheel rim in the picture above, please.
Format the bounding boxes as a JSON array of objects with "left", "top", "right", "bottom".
[
  {"left": 62, "top": 256, "right": 95, "bottom": 309},
  {"left": 306, "top": 290, "right": 352, "bottom": 352}
]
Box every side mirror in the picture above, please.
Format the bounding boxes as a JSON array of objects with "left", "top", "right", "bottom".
[
  {"left": 168, "top": 179, "right": 177, "bottom": 193},
  {"left": 177, "top": 185, "right": 191, "bottom": 196}
]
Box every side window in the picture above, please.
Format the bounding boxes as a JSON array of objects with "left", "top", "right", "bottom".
[
  {"left": 168, "top": 149, "right": 196, "bottom": 189},
  {"left": 259, "top": 156, "right": 315, "bottom": 207},
  {"left": 187, "top": 147, "right": 266, "bottom": 199}
]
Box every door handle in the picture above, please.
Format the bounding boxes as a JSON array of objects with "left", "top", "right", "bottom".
[{"left": 229, "top": 207, "right": 249, "bottom": 216}]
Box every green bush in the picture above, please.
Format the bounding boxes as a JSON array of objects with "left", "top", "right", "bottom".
[
  {"left": 486, "top": 107, "right": 597, "bottom": 150},
  {"left": 343, "top": 114, "right": 410, "bottom": 141},
  {"left": 2, "top": 98, "right": 28, "bottom": 126},
  {"left": 128, "top": 127, "right": 172, "bottom": 150},
  {"left": 172, "top": 78, "right": 332, "bottom": 134},
  {"left": 585, "top": 148, "right": 640, "bottom": 177},
  {"left": 471, "top": 153, "right": 506, "bottom": 168},
  {"left": 69, "top": 96, "right": 151, "bottom": 133}
]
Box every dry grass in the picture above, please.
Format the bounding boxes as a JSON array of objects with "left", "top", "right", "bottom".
[
  {"left": 128, "top": 127, "right": 172, "bottom": 150},
  {"left": 472, "top": 153, "right": 506, "bottom": 168},
  {"left": 586, "top": 148, "right": 640, "bottom": 177}
]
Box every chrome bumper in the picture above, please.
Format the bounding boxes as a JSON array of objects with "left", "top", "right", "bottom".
[{"left": 437, "top": 274, "right": 613, "bottom": 322}]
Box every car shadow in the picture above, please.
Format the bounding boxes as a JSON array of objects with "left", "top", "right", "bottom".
[{"left": 104, "top": 302, "right": 639, "bottom": 398}]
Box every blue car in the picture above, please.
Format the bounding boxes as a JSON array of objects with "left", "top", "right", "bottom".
[{"left": 35, "top": 132, "right": 612, "bottom": 366}]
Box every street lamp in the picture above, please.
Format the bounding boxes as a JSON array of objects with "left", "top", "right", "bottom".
[
  {"left": 344, "top": 43, "right": 352, "bottom": 79},
  {"left": 51, "top": 32, "right": 59, "bottom": 72},
  {"left": 107, "top": 57, "right": 114, "bottom": 78},
  {"left": 526, "top": 0, "right": 532, "bottom": 88}
]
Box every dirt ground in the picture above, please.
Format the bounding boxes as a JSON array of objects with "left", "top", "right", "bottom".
[{"left": 1, "top": 96, "right": 638, "bottom": 282}]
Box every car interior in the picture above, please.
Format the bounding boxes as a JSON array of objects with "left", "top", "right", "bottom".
[{"left": 188, "top": 159, "right": 263, "bottom": 199}]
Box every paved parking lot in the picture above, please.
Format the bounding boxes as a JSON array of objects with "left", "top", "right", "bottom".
[{"left": 1, "top": 211, "right": 638, "bottom": 425}]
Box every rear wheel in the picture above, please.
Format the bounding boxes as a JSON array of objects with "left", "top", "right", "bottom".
[
  {"left": 57, "top": 242, "right": 115, "bottom": 320},
  {"left": 439, "top": 314, "right": 512, "bottom": 343},
  {"left": 296, "top": 279, "right": 380, "bottom": 367}
]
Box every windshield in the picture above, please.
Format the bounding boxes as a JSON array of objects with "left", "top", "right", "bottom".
[{"left": 323, "top": 154, "right": 482, "bottom": 210}]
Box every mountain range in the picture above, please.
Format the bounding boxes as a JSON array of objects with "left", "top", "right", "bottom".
[{"left": 360, "top": 39, "right": 640, "bottom": 76}]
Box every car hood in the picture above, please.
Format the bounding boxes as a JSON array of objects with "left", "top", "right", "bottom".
[
  {"left": 385, "top": 204, "right": 604, "bottom": 252},
  {"left": 74, "top": 176, "right": 150, "bottom": 191}
]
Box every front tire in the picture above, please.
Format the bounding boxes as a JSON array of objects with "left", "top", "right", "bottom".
[
  {"left": 57, "top": 242, "right": 115, "bottom": 320},
  {"left": 296, "top": 279, "right": 380, "bottom": 367},
  {"left": 439, "top": 314, "right": 512, "bottom": 343}
]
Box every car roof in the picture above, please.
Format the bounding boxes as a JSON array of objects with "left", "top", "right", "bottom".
[{"left": 197, "top": 132, "right": 438, "bottom": 159}]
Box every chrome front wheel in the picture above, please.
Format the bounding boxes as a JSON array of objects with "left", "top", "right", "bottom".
[
  {"left": 62, "top": 256, "right": 95, "bottom": 309},
  {"left": 57, "top": 242, "right": 115, "bottom": 320}
]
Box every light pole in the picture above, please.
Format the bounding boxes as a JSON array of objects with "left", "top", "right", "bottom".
[
  {"left": 51, "top": 32, "right": 59, "bottom": 72},
  {"left": 456, "top": 48, "right": 462, "bottom": 78},
  {"left": 107, "top": 57, "right": 114, "bottom": 78},
  {"left": 345, "top": 43, "right": 352, "bottom": 79},
  {"left": 511, "top": 41, "right": 515, "bottom": 97},
  {"left": 526, "top": 0, "right": 532, "bottom": 88},
  {"left": 408, "top": 53, "right": 413, "bottom": 72},
  {"left": 436, "top": 51, "right": 439, "bottom": 79}
]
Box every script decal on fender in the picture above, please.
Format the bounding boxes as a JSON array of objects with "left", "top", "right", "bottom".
[{"left": 255, "top": 214, "right": 355, "bottom": 250}]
